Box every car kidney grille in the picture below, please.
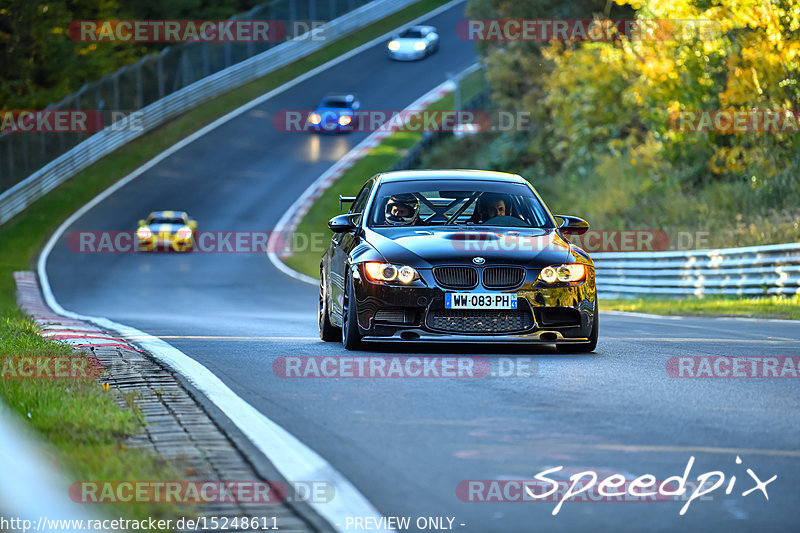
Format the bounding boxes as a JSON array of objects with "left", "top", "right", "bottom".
[
  {"left": 426, "top": 310, "right": 533, "bottom": 334},
  {"left": 433, "top": 266, "right": 478, "bottom": 289},
  {"left": 482, "top": 266, "right": 525, "bottom": 289}
]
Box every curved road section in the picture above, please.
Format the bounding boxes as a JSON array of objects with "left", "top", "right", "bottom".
[{"left": 45, "top": 2, "right": 800, "bottom": 531}]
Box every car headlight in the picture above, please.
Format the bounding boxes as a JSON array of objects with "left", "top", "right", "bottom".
[
  {"left": 364, "top": 262, "right": 418, "bottom": 284},
  {"left": 137, "top": 227, "right": 152, "bottom": 240},
  {"left": 413, "top": 41, "right": 427, "bottom": 51},
  {"left": 176, "top": 227, "right": 193, "bottom": 240},
  {"left": 539, "top": 263, "right": 587, "bottom": 284},
  {"left": 308, "top": 113, "right": 321, "bottom": 125},
  {"left": 338, "top": 115, "right": 352, "bottom": 126},
  {"left": 388, "top": 40, "right": 400, "bottom": 51}
]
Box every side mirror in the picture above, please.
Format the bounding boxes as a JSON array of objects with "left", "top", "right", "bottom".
[
  {"left": 556, "top": 215, "right": 590, "bottom": 235},
  {"left": 328, "top": 214, "right": 358, "bottom": 233},
  {"left": 188, "top": 220, "right": 198, "bottom": 230},
  {"left": 138, "top": 219, "right": 146, "bottom": 226}
]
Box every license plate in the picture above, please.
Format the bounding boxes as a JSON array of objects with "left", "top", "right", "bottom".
[{"left": 445, "top": 293, "right": 518, "bottom": 309}]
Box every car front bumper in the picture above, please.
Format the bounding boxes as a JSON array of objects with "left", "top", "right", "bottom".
[
  {"left": 387, "top": 49, "right": 427, "bottom": 60},
  {"left": 137, "top": 236, "right": 194, "bottom": 252}
]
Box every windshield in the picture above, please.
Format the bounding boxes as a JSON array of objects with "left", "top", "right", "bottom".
[
  {"left": 368, "top": 179, "right": 555, "bottom": 229},
  {"left": 319, "top": 98, "right": 350, "bottom": 108},
  {"left": 399, "top": 29, "right": 424, "bottom": 38},
  {"left": 149, "top": 217, "right": 186, "bottom": 225}
]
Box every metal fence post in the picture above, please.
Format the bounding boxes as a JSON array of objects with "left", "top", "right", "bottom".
[
  {"left": 113, "top": 71, "right": 120, "bottom": 111},
  {"left": 157, "top": 54, "right": 165, "bottom": 99},
  {"left": 182, "top": 50, "right": 191, "bottom": 89},
  {"left": 22, "top": 134, "right": 29, "bottom": 178},
  {"left": 136, "top": 62, "right": 143, "bottom": 108},
  {"left": 6, "top": 136, "right": 13, "bottom": 184},
  {"left": 202, "top": 43, "right": 210, "bottom": 77}
]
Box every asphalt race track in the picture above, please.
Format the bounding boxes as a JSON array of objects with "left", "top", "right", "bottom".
[{"left": 45, "top": 2, "right": 800, "bottom": 531}]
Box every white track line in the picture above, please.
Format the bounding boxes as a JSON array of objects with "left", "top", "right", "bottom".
[{"left": 36, "top": 1, "right": 467, "bottom": 530}]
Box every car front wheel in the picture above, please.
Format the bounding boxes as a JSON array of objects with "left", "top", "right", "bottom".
[
  {"left": 341, "top": 274, "right": 363, "bottom": 350},
  {"left": 319, "top": 272, "right": 341, "bottom": 342},
  {"left": 556, "top": 298, "right": 598, "bottom": 353}
]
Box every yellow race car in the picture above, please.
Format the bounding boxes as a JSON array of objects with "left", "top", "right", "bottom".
[{"left": 136, "top": 211, "right": 197, "bottom": 252}]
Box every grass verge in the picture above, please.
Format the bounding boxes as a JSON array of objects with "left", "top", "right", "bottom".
[
  {"left": 0, "top": 316, "right": 189, "bottom": 524},
  {"left": 0, "top": 0, "right": 450, "bottom": 521},
  {"left": 283, "top": 68, "right": 485, "bottom": 277},
  {"left": 603, "top": 294, "right": 800, "bottom": 320}
]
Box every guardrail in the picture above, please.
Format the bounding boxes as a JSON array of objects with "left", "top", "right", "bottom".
[
  {"left": 0, "top": 0, "right": 420, "bottom": 226},
  {"left": 593, "top": 242, "right": 800, "bottom": 298}
]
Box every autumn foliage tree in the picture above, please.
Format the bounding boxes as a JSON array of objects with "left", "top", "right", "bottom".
[{"left": 470, "top": 0, "right": 800, "bottom": 238}]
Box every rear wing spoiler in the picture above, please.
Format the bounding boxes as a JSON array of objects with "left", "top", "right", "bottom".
[{"left": 339, "top": 196, "right": 356, "bottom": 210}]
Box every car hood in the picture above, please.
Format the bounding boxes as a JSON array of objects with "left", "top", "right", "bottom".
[
  {"left": 314, "top": 107, "right": 353, "bottom": 116},
  {"left": 364, "top": 227, "right": 573, "bottom": 268}
]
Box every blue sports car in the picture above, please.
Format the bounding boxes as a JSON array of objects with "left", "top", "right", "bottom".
[{"left": 307, "top": 93, "right": 360, "bottom": 133}]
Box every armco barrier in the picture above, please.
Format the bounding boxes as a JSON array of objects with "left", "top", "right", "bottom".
[
  {"left": 0, "top": 0, "right": 420, "bottom": 226},
  {"left": 594, "top": 242, "right": 800, "bottom": 298}
]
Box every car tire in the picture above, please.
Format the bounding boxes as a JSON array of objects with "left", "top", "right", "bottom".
[
  {"left": 319, "top": 272, "right": 341, "bottom": 342},
  {"left": 556, "top": 298, "right": 598, "bottom": 353},
  {"left": 341, "top": 273, "right": 363, "bottom": 350}
]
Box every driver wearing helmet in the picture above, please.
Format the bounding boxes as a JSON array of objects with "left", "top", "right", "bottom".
[{"left": 384, "top": 193, "right": 420, "bottom": 226}]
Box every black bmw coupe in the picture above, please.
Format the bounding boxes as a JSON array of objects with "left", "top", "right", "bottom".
[{"left": 319, "top": 170, "right": 598, "bottom": 352}]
